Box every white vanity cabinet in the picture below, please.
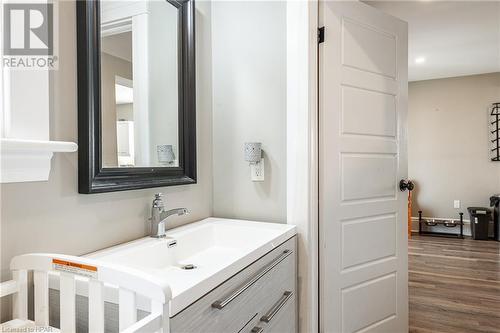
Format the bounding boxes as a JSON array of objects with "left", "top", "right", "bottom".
[
  {"left": 170, "top": 236, "right": 297, "bottom": 333},
  {"left": 47, "top": 219, "right": 297, "bottom": 333}
]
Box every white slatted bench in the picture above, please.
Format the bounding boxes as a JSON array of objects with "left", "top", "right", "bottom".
[{"left": 0, "top": 253, "right": 172, "bottom": 333}]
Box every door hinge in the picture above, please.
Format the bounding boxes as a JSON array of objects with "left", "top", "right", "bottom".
[{"left": 318, "top": 26, "right": 325, "bottom": 44}]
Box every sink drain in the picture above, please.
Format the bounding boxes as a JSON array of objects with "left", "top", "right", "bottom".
[{"left": 180, "top": 264, "right": 196, "bottom": 270}]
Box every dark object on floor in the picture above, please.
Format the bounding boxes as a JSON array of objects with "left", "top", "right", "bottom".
[
  {"left": 418, "top": 211, "right": 464, "bottom": 238},
  {"left": 467, "top": 207, "right": 492, "bottom": 240},
  {"left": 490, "top": 194, "right": 500, "bottom": 241}
]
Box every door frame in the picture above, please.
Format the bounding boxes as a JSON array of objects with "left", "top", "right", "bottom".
[{"left": 286, "top": 1, "right": 319, "bottom": 332}]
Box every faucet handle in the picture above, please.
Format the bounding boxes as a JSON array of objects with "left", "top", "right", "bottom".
[{"left": 152, "top": 193, "right": 164, "bottom": 209}]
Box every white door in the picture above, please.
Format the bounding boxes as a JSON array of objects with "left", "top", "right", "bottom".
[{"left": 319, "top": 1, "right": 408, "bottom": 333}]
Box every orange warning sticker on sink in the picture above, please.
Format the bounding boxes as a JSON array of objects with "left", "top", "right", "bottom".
[{"left": 52, "top": 259, "right": 98, "bottom": 278}]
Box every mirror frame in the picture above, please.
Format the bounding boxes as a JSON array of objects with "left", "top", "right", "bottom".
[{"left": 77, "top": 0, "right": 196, "bottom": 194}]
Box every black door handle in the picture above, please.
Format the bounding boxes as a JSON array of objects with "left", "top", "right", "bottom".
[{"left": 399, "top": 179, "right": 414, "bottom": 192}]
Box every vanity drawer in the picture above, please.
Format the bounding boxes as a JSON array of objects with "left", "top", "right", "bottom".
[
  {"left": 170, "top": 236, "right": 297, "bottom": 333},
  {"left": 258, "top": 290, "right": 296, "bottom": 333},
  {"left": 243, "top": 290, "right": 296, "bottom": 333}
]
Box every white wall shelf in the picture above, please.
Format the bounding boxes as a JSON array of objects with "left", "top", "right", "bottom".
[
  {"left": 1, "top": 138, "right": 77, "bottom": 153},
  {"left": 0, "top": 139, "right": 78, "bottom": 183}
]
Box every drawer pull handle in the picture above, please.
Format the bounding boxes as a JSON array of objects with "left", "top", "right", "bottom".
[
  {"left": 251, "top": 327, "right": 263, "bottom": 333},
  {"left": 260, "top": 291, "right": 293, "bottom": 323},
  {"left": 212, "top": 250, "right": 293, "bottom": 310}
]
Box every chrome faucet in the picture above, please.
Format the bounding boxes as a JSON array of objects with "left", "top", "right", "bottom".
[{"left": 150, "top": 193, "right": 189, "bottom": 238}]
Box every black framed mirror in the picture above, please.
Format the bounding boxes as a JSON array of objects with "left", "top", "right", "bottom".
[{"left": 77, "top": 0, "right": 196, "bottom": 193}]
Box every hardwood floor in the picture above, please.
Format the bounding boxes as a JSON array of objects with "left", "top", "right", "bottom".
[{"left": 409, "top": 235, "right": 500, "bottom": 333}]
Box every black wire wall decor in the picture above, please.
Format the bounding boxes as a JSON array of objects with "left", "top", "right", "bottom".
[{"left": 492, "top": 103, "right": 500, "bottom": 162}]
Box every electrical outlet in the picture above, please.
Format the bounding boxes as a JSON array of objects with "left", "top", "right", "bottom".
[
  {"left": 251, "top": 158, "right": 265, "bottom": 182},
  {"left": 454, "top": 200, "right": 461, "bottom": 209}
]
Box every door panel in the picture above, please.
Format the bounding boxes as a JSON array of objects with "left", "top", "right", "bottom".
[
  {"left": 319, "top": 1, "right": 408, "bottom": 332},
  {"left": 341, "top": 214, "right": 396, "bottom": 270},
  {"left": 341, "top": 153, "right": 397, "bottom": 201},
  {"left": 341, "top": 273, "right": 397, "bottom": 332},
  {"left": 342, "top": 86, "right": 397, "bottom": 138},
  {"left": 342, "top": 18, "right": 397, "bottom": 77}
]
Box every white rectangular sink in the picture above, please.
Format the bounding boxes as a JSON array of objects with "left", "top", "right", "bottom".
[{"left": 86, "top": 217, "right": 296, "bottom": 316}]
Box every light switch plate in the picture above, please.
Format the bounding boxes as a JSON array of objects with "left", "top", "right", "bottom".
[
  {"left": 251, "top": 158, "right": 265, "bottom": 182},
  {"left": 454, "top": 200, "right": 461, "bottom": 209}
]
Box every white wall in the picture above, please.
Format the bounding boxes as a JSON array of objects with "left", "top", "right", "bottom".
[
  {"left": 211, "top": 1, "right": 287, "bottom": 223},
  {"left": 408, "top": 73, "right": 500, "bottom": 223},
  {"left": 0, "top": 1, "right": 213, "bottom": 317}
]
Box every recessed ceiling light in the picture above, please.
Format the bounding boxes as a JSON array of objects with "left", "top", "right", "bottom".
[{"left": 415, "top": 57, "right": 426, "bottom": 64}]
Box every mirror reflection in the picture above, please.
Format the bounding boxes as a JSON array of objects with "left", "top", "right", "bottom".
[{"left": 100, "top": 0, "right": 179, "bottom": 168}]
